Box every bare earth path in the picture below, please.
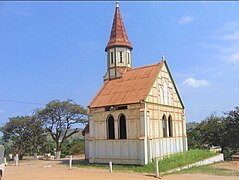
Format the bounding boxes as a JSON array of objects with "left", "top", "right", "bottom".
[{"left": 3, "top": 159, "right": 239, "bottom": 180}]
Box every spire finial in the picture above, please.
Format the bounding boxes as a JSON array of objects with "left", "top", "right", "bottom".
[
  {"left": 162, "top": 55, "right": 165, "bottom": 61},
  {"left": 105, "top": 0, "right": 133, "bottom": 51}
]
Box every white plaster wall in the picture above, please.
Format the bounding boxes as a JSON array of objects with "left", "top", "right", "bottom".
[
  {"left": 104, "top": 47, "right": 132, "bottom": 81},
  {"left": 89, "top": 104, "right": 147, "bottom": 165},
  {"left": 144, "top": 62, "right": 188, "bottom": 162},
  {"left": 107, "top": 47, "right": 132, "bottom": 69},
  {"left": 109, "top": 68, "right": 116, "bottom": 79},
  {"left": 84, "top": 133, "right": 90, "bottom": 159},
  {"left": 149, "top": 137, "right": 185, "bottom": 160},
  {"left": 115, "top": 47, "right": 131, "bottom": 68},
  {"left": 89, "top": 139, "right": 145, "bottom": 165},
  {"left": 145, "top": 63, "right": 183, "bottom": 109}
]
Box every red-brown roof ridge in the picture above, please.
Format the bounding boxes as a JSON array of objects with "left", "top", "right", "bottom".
[{"left": 127, "top": 62, "right": 164, "bottom": 71}]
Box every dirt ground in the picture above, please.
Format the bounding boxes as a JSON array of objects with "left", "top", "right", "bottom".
[
  {"left": 212, "top": 161, "right": 239, "bottom": 172},
  {"left": 3, "top": 159, "right": 239, "bottom": 180}
]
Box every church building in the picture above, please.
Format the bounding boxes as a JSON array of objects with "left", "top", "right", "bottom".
[{"left": 84, "top": 2, "right": 188, "bottom": 165}]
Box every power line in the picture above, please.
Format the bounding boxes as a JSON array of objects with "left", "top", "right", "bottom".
[{"left": 0, "top": 99, "right": 46, "bottom": 106}]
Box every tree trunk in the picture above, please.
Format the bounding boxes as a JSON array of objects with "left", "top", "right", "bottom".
[
  {"left": 19, "top": 154, "right": 24, "bottom": 160},
  {"left": 34, "top": 152, "right": 38, "bottom": 160},
  {"left": 55, "top": 151, "right": 61, "bottom": 159},
  {"left": 55, "top": 141, "right": 61, "bottom": 159}
]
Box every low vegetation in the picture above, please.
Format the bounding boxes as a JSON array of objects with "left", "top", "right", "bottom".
[
  {"left": 174, "top": 164, "right": 239, "bottom": 176},
  {"left": 75, "top": 149, "right": 216, "bottom": 174},
  {"left": 61, "top": 138, "right": 85, "bottom": 158}
]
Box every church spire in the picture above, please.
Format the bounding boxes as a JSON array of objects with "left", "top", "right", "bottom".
[
  {"left": 105, "top": 1, "right": 133, "bottom": 52},
  {"left": 104, "top": 2, "right": 133, "bottom": 81}
]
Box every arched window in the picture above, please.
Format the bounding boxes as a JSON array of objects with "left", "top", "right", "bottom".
[
  {"left": 119, "top": 114, "right": 127, "bottom": 139},
  {"left": 162, "top": 115, "right": 167, "bottom": 137},
  {"left": 107, "top": 115, "right": 115, "bottom": 139},
  {"left": 168, "top": 115, "right": 173, "bottom": 137}
]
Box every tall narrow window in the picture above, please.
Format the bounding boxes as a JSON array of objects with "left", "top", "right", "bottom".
[
  {"left": 164, "top": 81, "right": 168, "bottom": 105},
  {"left": 119, "top": 114, "right": 127, "bottom": 139},
  {"left": 168, "top": 115, "right": 173, "bottom": 137},
  {"left": 168, "top": 91, "right": 172, "bottom": 106},
  {"left": 160, "top": 88, "right": 163, "bottom": 104},
  {"left": 127, "top": 53, "right": 130, "bottom": 64},
  {"left": 107, "top": 115, "right": 115, "bottom": 139},
  {"left": 111, "top": 52, "right": 114, "bottom": 64},
  {"left": 162, "top": 115, "right": 167, "bottom": 137},
  {"left": 120, "top": 51, "right": 123, "bottom": 63}
]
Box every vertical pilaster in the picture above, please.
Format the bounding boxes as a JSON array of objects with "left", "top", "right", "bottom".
[{"left": 114, "top": 47, "right": 117, "bottom": 78}]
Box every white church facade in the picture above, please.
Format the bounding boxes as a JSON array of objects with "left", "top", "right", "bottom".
[{"left": 84, "top": 2, "right": 188, "bottom": 165}]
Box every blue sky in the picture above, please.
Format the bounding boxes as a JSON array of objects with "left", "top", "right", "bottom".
[{"left": 0, "top": 1, "right": 239, "bottom": 127}]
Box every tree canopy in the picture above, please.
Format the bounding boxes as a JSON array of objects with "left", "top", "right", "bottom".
[
  {"left": 35, "top": 99, "right": 88, "bottom": 159},
  {"left": 187, "top": 106, "right": 239, "bottom": 157},
  {"left": 0, "top": 116, "right": 47, "bottom": 160}
]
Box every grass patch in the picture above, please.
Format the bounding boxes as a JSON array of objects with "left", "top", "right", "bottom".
[
  {"left": 75, "top": 149, "right": 216, "bottom": 174},
  {"left": 174, "top": 164, "right": 239, "bottom": 176}
]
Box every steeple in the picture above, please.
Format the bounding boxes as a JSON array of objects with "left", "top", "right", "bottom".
[
  {"left": 104, "top": 1, "right": 133, "bottom": 81},
  {"left": 105, "top": 1, "right": 133, "bottom": 51}
]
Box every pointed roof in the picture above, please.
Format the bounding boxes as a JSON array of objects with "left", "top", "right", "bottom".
[{"left": 105, "top": 2, "right": 133, "bottom": 51}]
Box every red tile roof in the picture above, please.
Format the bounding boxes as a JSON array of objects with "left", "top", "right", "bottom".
[
  {"left": 105, "top": 6, "right": 133, "bottom": 51},
  {"left": 89, "top": 61, "right": 164, "bottom": 108}
]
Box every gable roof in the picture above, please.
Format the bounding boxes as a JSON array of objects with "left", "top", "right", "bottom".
[
  {"left": 105, "top": 5, "right": 133, "bottom": 51},
  {"left": 89, "top": 61, "right": 164, "bottom": 108},
  {"left": 164, "top": 61, "right": 185, "bottom": 109}
]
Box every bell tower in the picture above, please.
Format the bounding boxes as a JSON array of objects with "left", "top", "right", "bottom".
[{"left": 104, "top": 1, "right": 133, "bottom": 81}]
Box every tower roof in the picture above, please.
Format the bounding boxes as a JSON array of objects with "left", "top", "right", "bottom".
[{"left": 105, "top": 2, "right": 133, "bottom": 51}]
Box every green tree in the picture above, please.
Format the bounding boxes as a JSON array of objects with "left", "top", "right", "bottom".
[
  {"left": 61, "top": 138, "right": 85, "bottom": 157},
  {"left": 198, "top": 114, "right": 225, "bottom": 148},
  {"left": 187, "top": 106, "right": 239, "bottom": 157},
  {"left": 0, "top": 116, "right": 47, "bottom": 160},
  {"left": 223, "top": 107, "right": 239, "bottom": 152},
  {"left": 41, "top": 139, "right": 56, "bottom": 155},
  {"left": 187, "top": 114, "right": 225, "bottom": 150},
  {"left": 36, "top": 100, "right": 87, "bottom": 159},
  {"left": 187, "top": 127, "right": 202, "bottom": 149}
]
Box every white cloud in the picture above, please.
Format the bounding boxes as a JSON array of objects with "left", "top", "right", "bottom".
[
  {"left": 228, "top": 52, "right": 239, "bottom": 63},
  {"left": 203, "top": 21, "right": 239, "bottom": 65},
  {"left": 220, "top": 31, "right": 239, "bottom": 41},
  {"left": 0, "top": 109, "right": 5, "bottom": 114},
  {"left": 217, "top": 21, "right": 239, "bottom": 33},
  {"left": 182, "top": 77, "right": 209, "bottom": 88},
  {"left": 178, "top": 16, "right": 193, "bottom": 25}
]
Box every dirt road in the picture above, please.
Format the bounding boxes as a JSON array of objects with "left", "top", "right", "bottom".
[{"left": 3, "top": 159, "right": 239, "bottom": 180}]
